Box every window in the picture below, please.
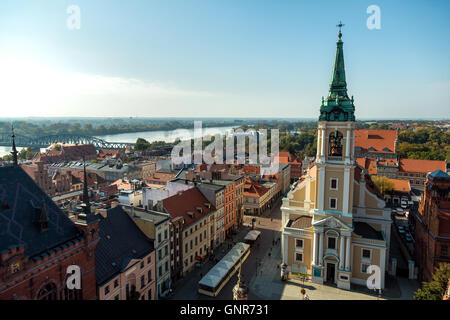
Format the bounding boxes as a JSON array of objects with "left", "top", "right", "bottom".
[
  {"left": 327, "top": 237, "right": 336, "bottom": 249},
  {"left": 195, "top": 237, "right": 198, "bottom": 246},
  {"left": 158, "top": 249, "right": 162, "bottom": 260},
  {"left": 185, "top": 243, "right": 188, "bottom": 253},
  {"left": 158, "top": 233, "right": 161, "bottom": 243},
  {"left": 147, "top": 256, "right": 151, "bottom": 264},
  {"left": 104, "top": 286, "right": 110, "bottom": 295},
  {"left": 204, "top": 230, "right": 206, "bottom": 238},
  {"left": 164, "top": 229, "right": 168, "bottom": 239},
  {"left": 295, "top": 239, "right": 303, "bottom": 249},
  {"left": 148, "top": 270, "right": 152, "bottom": 282},
  {"left": 114, "top": 279, "right": 119, "bottom": 288},
  {"left": 362, "top": 248, "right": 371, "bottom": 260},
  {"left": 141, "top": 275, "right": 145, "bottom": 289},
  {"left": 185, "top": 231, "right": 188, "bottom": 237},
  {"left": 200, "top": 234, "right": 202, "bottom": 242},
  {"left": 165, "top": 261, "right": 168, "bottom": 272},
  {"left": 148, "top": 289, "right": 152, "bottom": 300},
  {"left": 190, "top": 255, "right": 193, "bottom": 263},
  {"left": 190, "top": 240, "right": 193, "bottom": 250},
  {"left": 159, "top": 266, "right": 162, "bottom": 276},
  {"left": 329, "top": 198, "right": 337, "bottom": 210},
  {"left": 164, "top": 246, "right": 168, "bottom": 256},
  {"left": 114, "top": 295, "right": 119, "bottom": 300},
  {"left": 140, "top": 261, "right": 144, "bottom": 269},
  {"left": 361, "top": 263, "right": 370, "bottom": 273},
  {"left": 295, "top": 252, "right": 303, "bottom": 262},
  {"left": 200, "top": 248, "right": 202, "bottom": 255},
  {"left": 441, "top": 246, "right": 448, "bottom": 257},
  {"left": 330, "top": 178, "right": 338, "bottom": 190}
]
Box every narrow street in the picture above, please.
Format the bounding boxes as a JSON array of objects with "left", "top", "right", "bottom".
[{"left": 168, "top": 197, "right": 283, "bottom": 300}]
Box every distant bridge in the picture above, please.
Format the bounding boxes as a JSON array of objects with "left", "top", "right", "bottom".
[{"left": 0, "top": 132, "right": 134, "bottom": 150}]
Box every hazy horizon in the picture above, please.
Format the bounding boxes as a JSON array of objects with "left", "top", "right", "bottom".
[{"left": 1, "top": 1, "right": 449, "bottom": 118}]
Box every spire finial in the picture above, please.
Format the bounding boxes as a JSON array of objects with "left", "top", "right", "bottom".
[
  {"left": 11, "top": 125, "right": 18, "bottom": 166},
  {"left": 337, "top": 21, "right": 345, "bottom": 39}
]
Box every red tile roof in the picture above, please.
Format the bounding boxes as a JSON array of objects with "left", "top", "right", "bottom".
[
  {"left": 399, "top": 158, "right": 446, "bottom": 174},
  {"left": 387, "top": 178, "right": 411, "bottom": 193},
  {"left": 244, "top": 177, "right": 269, "bottom": 198},
  {"left": 355, "top": 129, "right": 397, "bottom": 154},
  {"left": 163, "top": 187, "right": 215, "bottom": 228},
  {"left": 356, "top": 157, "right": 378, "bottom": 175}
]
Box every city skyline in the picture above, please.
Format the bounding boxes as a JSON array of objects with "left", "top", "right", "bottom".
[{"left": 1, "top": 0, "right": 449, "bottom": 119}]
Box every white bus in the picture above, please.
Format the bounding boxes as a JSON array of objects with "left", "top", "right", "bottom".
[{"left": 198, "top": 242, "right": 250, "bottom": 297}]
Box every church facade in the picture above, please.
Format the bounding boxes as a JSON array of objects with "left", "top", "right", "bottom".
[{"left": 281, "top": 29, "right": 392, "bottom": 290}]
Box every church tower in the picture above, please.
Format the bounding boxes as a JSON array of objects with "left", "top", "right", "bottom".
[
  {"left": 310, "top": 23, "right": 356, "bottom": 288},
  {"left": 281, "top": 24, "right": 390, "bottom": 291}
]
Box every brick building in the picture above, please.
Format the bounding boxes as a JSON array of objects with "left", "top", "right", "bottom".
[
  {"left": 0, "top": 166, "right": 99, "bottom": 300},
  {"left": 411, "top": 170, "right": 450, "bottom": 282}
]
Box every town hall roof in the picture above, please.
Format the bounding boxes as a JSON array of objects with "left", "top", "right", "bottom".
[{"left": 0, "top": 166, "right": 82, "bottom": 258}]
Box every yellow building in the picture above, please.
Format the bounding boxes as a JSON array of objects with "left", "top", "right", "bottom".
[{"left": 281, "top": 29, "right": 391, "bottom": 290}]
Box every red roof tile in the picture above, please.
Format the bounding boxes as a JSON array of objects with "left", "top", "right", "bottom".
[
  {"left": 163, "top": 187, "right": 215, "bottom": 228},
  {"left": 355, "top": 129, "right": 397, "bottom": 154},
  {"left": 399, "top": 158, "right": 446, "bottom": 174}
]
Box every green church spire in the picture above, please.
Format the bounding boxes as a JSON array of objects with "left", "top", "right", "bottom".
[{"left": 319, "top": 22, "right": 355, "bottom": 122}]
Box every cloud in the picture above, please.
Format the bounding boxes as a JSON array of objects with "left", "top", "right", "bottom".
[{"left": 0, "top": 57, "right": 214, "bottom": 116}]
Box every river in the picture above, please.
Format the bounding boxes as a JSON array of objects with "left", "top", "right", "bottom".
[{"left": 0, "top": 125, "right": 237, "bottom": 158}]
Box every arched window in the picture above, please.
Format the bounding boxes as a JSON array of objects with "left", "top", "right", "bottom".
[
  {"left": 37, "top": 283, "right": 58, "bottom": 300},
  {"left": 329, "top": 131, "right": 343, "bottom": 157}
]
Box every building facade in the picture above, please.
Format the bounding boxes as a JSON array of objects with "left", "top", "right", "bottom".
[
  {"left": 411, "top": 170, "right": 450, "bottom": 282},
  {"left": 120, "top": 205, "right": 171, "bottom": 299},
  {"left": 0, "top": 166, "right": 99, "bottom": 300},
  {"left": 95, "top": 206, "right": 156, "bottom": 300}
]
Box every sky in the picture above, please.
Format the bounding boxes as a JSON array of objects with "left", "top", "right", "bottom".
[{"left": 0, "top": 0, "right": 449, "bottom": 119}]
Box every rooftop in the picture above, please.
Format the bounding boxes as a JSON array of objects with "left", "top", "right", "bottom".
[{"left": 95, "top": 206, "right": 155, "bottom": 286}]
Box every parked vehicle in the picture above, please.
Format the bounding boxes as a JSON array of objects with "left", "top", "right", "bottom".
[
  {"left": 396, "top": 208, "right": 405, "bottom": 216},
  {"left": 401, "top": 201, "right": 408, "bottom": 209}
]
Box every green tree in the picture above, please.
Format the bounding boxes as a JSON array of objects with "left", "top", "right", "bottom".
[
  {"left": 371, "top": 176, "right": 394, "bottom": 195},
  {"left": 134, "top": 138, "right": 151, "bottom": 151},
  {"left": 414, "top": 263, "right": 450, "bottom": 300}
]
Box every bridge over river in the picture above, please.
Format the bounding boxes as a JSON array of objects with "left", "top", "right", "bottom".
[{"left": 0, "top": 132, "right": 134, "bottom": 150}]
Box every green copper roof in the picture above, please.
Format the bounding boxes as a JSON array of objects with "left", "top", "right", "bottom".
[{"left": 319, "top": 33, "right": 355, "bottom": 122}]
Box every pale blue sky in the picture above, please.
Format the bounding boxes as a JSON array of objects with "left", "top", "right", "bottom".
[{"left": 0, "top": 0, "right": 449, "bottom": 119}]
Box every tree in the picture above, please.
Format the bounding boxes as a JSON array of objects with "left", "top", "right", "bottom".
[
  {"left": 134, "top": 138, "right": 151, "bottom": 151},
  {"left": 414, "top": 263, "right": 450, "bottom": 300},
  {"left": 371, "top": 176, "right": 394, "bottom": 195}
]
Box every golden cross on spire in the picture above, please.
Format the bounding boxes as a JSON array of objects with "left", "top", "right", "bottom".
[{"left": 337, "top": 21, "right": 345, "bottom": 39}]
